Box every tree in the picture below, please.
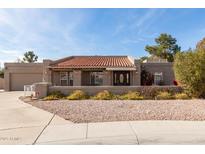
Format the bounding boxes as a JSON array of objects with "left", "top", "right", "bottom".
[
  {"left": 174, "top": 49, "right": 205, "bottom": 98},
  {"left": 139, "top": 56, "right": 148, "bottom": 62},
  {"left": 22, "top": 51, "right": 38, "bottom": 63},
  {"left": 145, "top": 33, "right": 181, "bottom": 62},
  {"left": 196, "top": 37, "right": 205, "bottom": 50},
  {"left": 141, "top": 69, "right": 153, "bottom": 86},
  {"left": 16, "top": 58, "right": 22, "bottom": 63},
  {"left": 0, "top": 68, "right": 4, "bottom": 78}
]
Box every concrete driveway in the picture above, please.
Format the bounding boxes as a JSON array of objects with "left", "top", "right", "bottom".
[{"left": 1, "top": 91, "right": 205, "bottom": 145}]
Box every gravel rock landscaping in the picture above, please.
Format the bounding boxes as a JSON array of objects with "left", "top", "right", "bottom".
[{"left": 22, "top": 98, "right": 205, "bottom": 123}]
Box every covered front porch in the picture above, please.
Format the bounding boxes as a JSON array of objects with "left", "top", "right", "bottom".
[
  {"left": 50, "top": 68, "right": 140, "bottom": 86},
  {"left": 43, "top": 56, "right": 141, "bottom": 87}
]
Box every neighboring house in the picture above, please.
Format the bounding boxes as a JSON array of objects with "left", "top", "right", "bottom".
[
  {"left": 4, "top": 56, "right": 175, "bottom": 91},
  {"left": 143, "top": 55, "right": 168, "bottom": 63}
]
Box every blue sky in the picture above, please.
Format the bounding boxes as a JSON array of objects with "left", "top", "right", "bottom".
[{"left": 0, "top": 8, "right": 205, "bottom": 66}]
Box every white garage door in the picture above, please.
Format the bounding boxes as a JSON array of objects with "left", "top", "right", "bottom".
[{"left": 11, "top": 73, "right": 42, "bottom": 91}]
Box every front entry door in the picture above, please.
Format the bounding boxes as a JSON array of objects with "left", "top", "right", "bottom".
[{"left": 113, "top": 71, "right": 130, "bottom": 86}]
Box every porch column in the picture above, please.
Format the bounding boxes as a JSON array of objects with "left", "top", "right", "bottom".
[
  {"left": 133, "top": 59, "right": 141, "bottom": 85},
  {"left": 4, "top": 71, "right": 10, "bottom": 91},
  {"left": 43, "top": 60, "right": 52, "bottom": 83},
  {"left": 103, "top": 70, "right": 112, "bottom": 86},
  {"left": 73, "top": 70, "right": 82, "bottom": 86}
]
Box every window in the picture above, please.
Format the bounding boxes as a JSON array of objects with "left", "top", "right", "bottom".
[
  {"left": 126, "top": 73, "right": 129, "bottom": 84},
  {"left": 60, "top": 72, "right": 68, "bottom": 86},
  {"left": 69, "top": 72, "right": 73, "bottom": 86},
  {"left": 119, "top": 74, "right": 124, "bottom": 83},
  {"left": 114, "top": 73, "right": 117, "bottom": 84},
  {"left": 90, "top": 72, "right": 103, "bottom": 86},
  {"left": 154, "top": 72, "right": 163, "bottom": 85}
]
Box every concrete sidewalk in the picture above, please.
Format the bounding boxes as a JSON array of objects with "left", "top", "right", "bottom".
[{"left": 1, "top": 92, "right": 205, "bottom": 145}]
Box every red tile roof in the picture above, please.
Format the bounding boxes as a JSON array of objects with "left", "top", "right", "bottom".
[{"left": 50, "top": 56, "right": 135, "bottom": 68}]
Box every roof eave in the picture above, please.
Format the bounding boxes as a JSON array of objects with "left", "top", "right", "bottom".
[
  {"left": 106, "top": 67, "right": 136, "bottom": 71},
  {"left": 48, "top": 66, "right": 136, "bottom": 70}
]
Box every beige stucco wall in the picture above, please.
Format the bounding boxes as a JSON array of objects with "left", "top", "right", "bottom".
[
  {"left": 4, "top": 63, "right": 43, "bottom": 91},
  {"left": 0, "top": 78, "right": 4, "bottom": 89},
  {"left": 134, "top": 60, "right": 141, "bottom": 85},
  {"left": 49, "top": 85, "right": 181, "bottom": 96},
  {"left": 42, "top": 59, "right": 52, "bottom": 83},
  {"left": 73, "top": 70, "right": 82, "bottom": 86},
  {"left": 142, "top": 62, "right": 175, "bottom": 85},
  {"left": 33, "top": 82, "right": 49, "bottom": 99},
  {"left": 32, "top": 83, "right": 182, "bottom": 99},
  {"left": 52, "top": 71, "right": 60, "bottom": 86},
  {"left": 130, "top": 70, "right": 140, "bottom": 86}
]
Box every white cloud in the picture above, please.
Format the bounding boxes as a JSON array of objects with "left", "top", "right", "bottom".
[
  {"left": 0, "top": 9, "right": 94, "bottom": 63},
  {"left": 122, "top": 38, "right": 145, "bottom": 44},
  {"left": 0, "top": 9, "right": 167, "bottom": 64},
  {"left": 112, "top": 24, "right": 124, "bottom": 36},
  {"left": 135, "top": 9, "right": 158, "bottom": 28},
  {"left": 134, "top": 9, "right": 166, "bottom": 35},
  {"left": 112, "top": 9, "right": 166, "bottom": 44},
  {"left": 0, "top": 49, "right": 24, "bottom": 68}
]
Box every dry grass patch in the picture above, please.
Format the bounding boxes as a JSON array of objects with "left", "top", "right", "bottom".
[
  {"left": 120, "top": 91, "right": 144, "bottom": 100},
  {"left": 67, "top": 90, "right": 89, "bottom": 100},
  {"left": 92, "top": 90, "right": 114, "bottom": 100},
  {"left": 156, "top": 91, "right": 174, "bottom": 100}
]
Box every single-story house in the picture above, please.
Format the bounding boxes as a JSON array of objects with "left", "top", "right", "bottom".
[{"left": 4, "top": 56, "right": 175, "bottom": 91}]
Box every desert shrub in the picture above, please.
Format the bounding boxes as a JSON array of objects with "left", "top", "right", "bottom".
[
  {"left": 43, "top": 95, "right": 60, "bottom": 100},
  {"left": 67, "top": 90, "right": 88, "bottom": 100},
  {"left": 139, "top": 87, "right": 162, "bottom": 99},
  {"left": 112, "top": 95, "right": 121, "bottom": 100},
  {"left": 156, "top": 91, "right": 174, "bottom": 100},
  {"left": 120, "top": 91, "right": 144, "bottom": 100},
  {"left": 140, "top": 87, "right": 169, "bottom": 99},
  {"left": 92, "top": 90, "right": 114, "bottom": 100},
  {"left": 175, "top": 93, "right": 190, "bottom": 100},
  {"left": 174, "top": 49, "right": 205, "bottom": 98},
  {"left": 139, "top": 86, "right": 182, "bottom": 99},
  {"left": 43, "top": 91, "right": 65, "bottom": 100}
]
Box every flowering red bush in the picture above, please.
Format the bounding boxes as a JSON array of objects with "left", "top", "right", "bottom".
[{"left": 173, "top": 80, "right": 178, "bottom": 86}]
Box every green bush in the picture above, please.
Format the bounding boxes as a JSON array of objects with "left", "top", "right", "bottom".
[
  {"left": 175, "top": 93, "right": 190, "bottom": 100},
  {"left": 92, "top": 90, "right": 114, "bottom": 100},
  {"left": 43, "top": 91, "right": 65, "bottom": 100},
  {"left": 174, "top": 49, "right": 205, "bottom": 98},
  {"left": 120, "top": 91, "right": 144, "bottom": 100},
  {"left": 0, "top": 68, "right": 4, "bottom": 78},
  {"left": 156, "top": 91, "right": 174, "bottom": 100},
  {"left": 67, "top": 90, "right": 88, "bottom": 100}
]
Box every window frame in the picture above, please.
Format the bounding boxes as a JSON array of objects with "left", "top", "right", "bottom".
[
  {"left": 90, "top": 71, "right": 103, "bottom": 86},
  {"left": 154, "top": 72, "right": 163, "bottom": 85},
  {"left": 60, "top": 72, "right": 69, "bottom": 86},
  {"left": 69, "top": 72, "right": 73, "bottom": 86}
]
